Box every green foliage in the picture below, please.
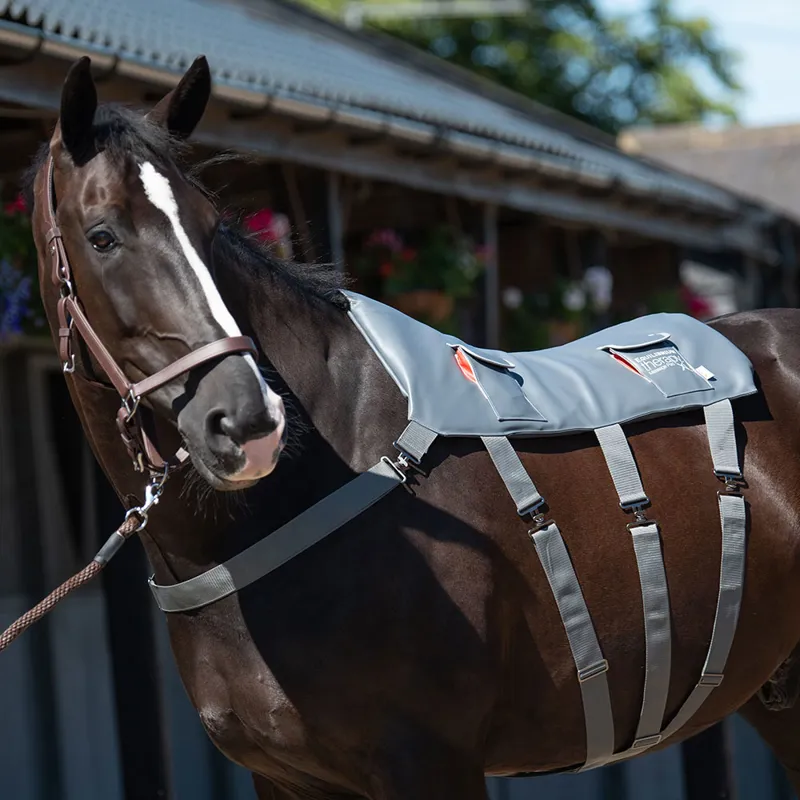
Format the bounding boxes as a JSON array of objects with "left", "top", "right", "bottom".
[
  {"left": 356, "top": 226, "right": 486, "bottom": 298},
  {"left": 302, "top": 0, "right": 740, "bottom": 133}
]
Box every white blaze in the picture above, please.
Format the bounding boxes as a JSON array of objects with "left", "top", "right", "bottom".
[{"left": 138, "top": 162, "right": 279, "bottom": 414}]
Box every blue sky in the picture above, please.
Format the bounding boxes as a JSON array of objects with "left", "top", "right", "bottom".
[{"left": 596, "top": 0, "right": 800, "bottom": 127}]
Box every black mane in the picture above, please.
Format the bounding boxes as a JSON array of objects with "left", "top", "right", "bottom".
[
  {"left": 23, "top": 104, "right": 349, "bottom": 310},
  {"left": 213, "top": 222, "right": 349, "bottom": 310}
]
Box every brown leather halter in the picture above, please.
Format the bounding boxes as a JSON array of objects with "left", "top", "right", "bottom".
[{"left": 42, "top": 155, "right": 258, "bottom": 474}]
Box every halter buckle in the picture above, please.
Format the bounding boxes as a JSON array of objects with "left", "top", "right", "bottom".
[
  {"left": 58, "top": 275, "right": 74, "bottom": 297},
  {"left": 121, "top": 391, "right": 141, "bottom": 423},
  {"left": 61, "top": 315, "right": 76, "bottom": 373}
]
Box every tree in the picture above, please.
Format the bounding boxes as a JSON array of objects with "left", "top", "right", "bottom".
[{"left": 303, "top": 0, "right": 741, "bottom": 134}]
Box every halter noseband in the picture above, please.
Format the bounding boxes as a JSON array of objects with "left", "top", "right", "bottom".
[{"left": 43, "top": 156, "right": 258, "bottom": 474}]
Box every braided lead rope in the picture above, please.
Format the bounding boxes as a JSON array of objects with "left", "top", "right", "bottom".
[
  {"left": 0, "top": 468, "right": 168, "bottom": 654},
  {"left": 0, "top": 513, "right": 143, "bottom": 652}
]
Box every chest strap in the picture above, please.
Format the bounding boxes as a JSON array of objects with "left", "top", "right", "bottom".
[
  {"left": 150, "top": 458, "right": 405, "bottom": 612},
  {"left": 149, "top": 422, "right": 437, "bottom": 612}
]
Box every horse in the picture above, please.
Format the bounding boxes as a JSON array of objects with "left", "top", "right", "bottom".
[{"left": 24, "top": 54, "right": 800, "bottom": 799}]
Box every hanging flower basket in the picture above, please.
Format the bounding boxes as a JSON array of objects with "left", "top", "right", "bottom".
[
  {"left": 391, "top": 288, "right": 454, "bottom": 323},
  {"left": 355, "top": 226, "right": 487, "bottom": 332}
]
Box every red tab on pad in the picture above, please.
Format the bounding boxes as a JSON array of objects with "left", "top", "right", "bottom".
[
  {"left": 454, "top": 347, "right": 478, "bottom": 383},
  {"left": 610, "top": 352, "right": 645, "bottom": 377}
]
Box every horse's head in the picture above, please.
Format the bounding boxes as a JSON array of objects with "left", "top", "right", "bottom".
[{"left": 31, "top": 57, "right": 286, "bottom": 491}]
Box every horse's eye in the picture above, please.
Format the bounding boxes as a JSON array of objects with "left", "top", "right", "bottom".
[{"left": 88, "top": 230, "right": 117, "bottom": 253}]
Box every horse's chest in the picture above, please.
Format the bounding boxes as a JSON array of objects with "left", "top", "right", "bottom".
[{"left": 170, "top": 624, "right": 308, "bottom": 759}]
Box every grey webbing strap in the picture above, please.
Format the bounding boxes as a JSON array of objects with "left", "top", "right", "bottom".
[
  {"left": 531, "top": 523, "right": 614, "bottom": 769},
  {"left": 628, "top": 523, "right": 671, "bottom": 747},
  {"left": 481, "top": 436, "right": 543, "bottom": 515},
  {"left": 150, "top": 459, "right": 404, "bottom": 612},
  {"left": 595, "top": 424, "right": 648, "bottom": 508},
  {"left": 704, "top": 400, "right": 741, "bottom": 477},
  {"left": 659, "top": 492, "right": 746, "bottom": 739},
  {"left": 594, "top": 423, "right": 671, "bottom": 755},
  {"left": 395, "top": 421, "right": 438, "bottom": 464}
]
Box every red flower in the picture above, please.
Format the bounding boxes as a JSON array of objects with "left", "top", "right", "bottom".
[
  {"left": 4, "top": 193, "right": 26, "bottom": 216},
  {"left": 379, "top": 261, "right": 394, "bottom": 278},
  {"left": 244, "top": 208, "right": 274, "bottom": 235},
  {"left": 400, "top": 248, "right": 417, "bottom": 262}
]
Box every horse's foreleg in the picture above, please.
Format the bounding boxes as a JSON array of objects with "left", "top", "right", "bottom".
[
  {"left": 739, "top": 692, "right": 800, "bottom": 794},
  {"left": 368, "top": 735, "right": 488, "bottom": 800},
  {"left": 251, "top": 774, "right": 299, "bottom": 799}
]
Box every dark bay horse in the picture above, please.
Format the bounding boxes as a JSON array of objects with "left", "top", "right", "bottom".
[{"left": 26, "top": 55, "right": 800, "bottom": 798}]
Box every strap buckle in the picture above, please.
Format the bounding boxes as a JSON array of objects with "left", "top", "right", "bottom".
[
  {"left": 716, "top": 472, "right": 744, "bottom": 497},
  {"left": 380, "top": 455, "right": 409, "bottom": 485},
  {"left": 527, "top": 509, "right": 554, "bottom": 535},
  {"left": 632, "top": 734, "right": 662, "bottom": 749},
  {"left": 62, "top": 351, "right": 76, "bottom": 374},
  {"left": 578, "top": 659, "right": 609, "bottom": 683},
  {"left": 625, "top": 502, "right": 657, "bottom": 530},
  {"left": 698, "top": 671, "right": 724, "bottom": 687}
]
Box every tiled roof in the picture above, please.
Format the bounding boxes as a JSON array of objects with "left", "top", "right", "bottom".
[
  {"left": 621, "top": 123, "right": 800, "bottom": 223},
  {"left": 0, "top": 0, "right": 749, "bottom": 216}
]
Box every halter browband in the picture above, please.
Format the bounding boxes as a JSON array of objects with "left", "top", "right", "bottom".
[{"left": 43, "top": 156, "right": 258, "bottom": 474}]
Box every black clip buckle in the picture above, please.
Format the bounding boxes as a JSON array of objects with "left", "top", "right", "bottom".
[
  {"left": 624, "top": 502, "right": 657, "bottom": 531},
  {"left": 525, "top": 502, "right": 553, "bottom": 536},
  {"left": 716, "top": 472, "right": 744, "bottom": 497}
]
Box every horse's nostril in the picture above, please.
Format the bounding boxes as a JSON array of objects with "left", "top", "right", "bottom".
[
  {"left": 207, "top": 410, "right": 227, "bottom": 439},
  {"left": 208, "top": 407, "right": 277, "bottom": 446}
]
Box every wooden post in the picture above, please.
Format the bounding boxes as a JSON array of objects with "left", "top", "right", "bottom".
[
  {"left": 682, "top": 722, "right": 736, "bottom": 800},
  {"left": 484, "top": 203, "right": 500, "bottom": 349},
  {"left": 5, "top": 353, "right": 64, "bottom": 799},
  {"left": 327, "top": 171, "right": 345, "bottom": 272},
  {"left": 780, "top": 221, "right": 799, "bottom": 308},
  {"left": 740, "top": 256, "right": 763, "bottom": 311}
]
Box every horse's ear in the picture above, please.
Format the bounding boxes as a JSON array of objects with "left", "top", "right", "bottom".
[
  {"left": 147, "top": 56, "right": 211, "bottom": 139},
  {"left": 59, "top": 57, "right": 97, "bottom": 163}
]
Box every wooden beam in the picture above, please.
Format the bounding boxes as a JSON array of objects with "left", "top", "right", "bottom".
[
  {"left": 780, "top": 220, "right": 799, "bottom": 307},
  {"left": 0, "top": 53, "right": 774, "bottom": 260},
  {"left": 326, "top": 171, "right": 345, "bottom": 271}
]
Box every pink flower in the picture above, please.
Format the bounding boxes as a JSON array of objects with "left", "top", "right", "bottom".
[
  {"left": 680, "top": 286, "right": 712, "bottom": 319},
  {"left": 365, "top": 229, "right": 403, "bottom": 253}
]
